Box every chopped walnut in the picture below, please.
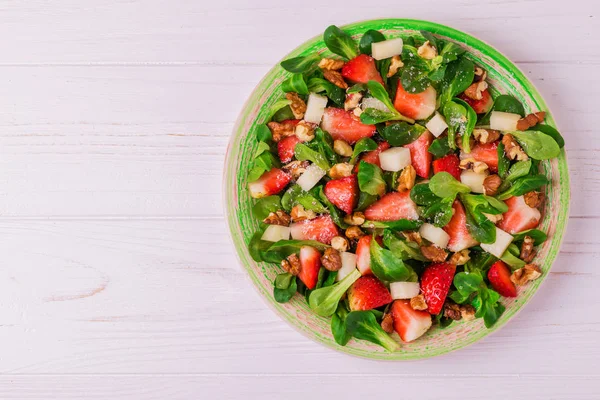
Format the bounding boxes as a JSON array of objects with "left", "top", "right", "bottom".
[
  {"left": 343, "top": 212, "right": 366, "bottom": 226},
  {"left": 473, "top": 128, "right": 500, "bottom": 144},
  {"left": 333, "top": 140, "right": 353, "bottom": 157},
  {"left": 463, "top": 80, "right": 489, "bottom": 101},
  {"left": 483, "top": 213, "right": 503, "bottom": 223},
  {"left": 510, "top": 264, "right": 542, "bottom": 286},
  {"left": 282, "top": 160, "right": 309, "bottom": 178},
  {"left": 290, "top": 204, "right": 317, "bottom": 222},
  {"left": 397, "top": 165, "right": 416, "bottom": 192},
  {"left": 329, "top": 162, "right": 353, "bottom": 179},
  {"left": 263, "top": 210, "right": 291, "bottom": 226},
  {"left": 443, "top": 302, "right": 462, "bottom": 321},
  {"left": 460, "top": 157, "right": 489, "bottom": 174},
  {"left": 281, "top": 254, "right": 301, "bottom": 276},
  {"left": 285, "top": 92, "right": 307, "bottom": 119},
  {"left": 345, "top": 226, "right": 365, "bottom": 240},
  {"left": 420, "top": 245, "right": 448, "bottom": 262},
  {"left": 460, "top": 304, "right": 476, "bottom": 321},
  {"left": 520, "top": 235, "right": 536, "bottom": 263},
  {"left": 402, "top": 231, "right": 423, "bottom": 246},
  {"left": 473, "top": 66, "right": 487, "bottom": 83},
  {"left": 321, "top": 248, "right": 342, "bottom": 271},
  {"left": 417, "top": 40, "right": 437, "bottom": 60},
  {"left": 483, "top": 174, "right": 502, "bottom": 196},
  {"left": 410, "top": 294, "right": 428, "bottom": 311},
  {"left": 331, "top": 236, "right": 350, "bottom": 252},
  {"left": 267, "top": 120, "right": 296, "bottom": 142},
  {"left": 448, "top": 249, "right": 471, "bottom": 265},
  {"left": 524, "top": 191, "right": 543, "bottom": 208},
  {"left": 318, "top": 57, "right": 345, "bottom": 71},
  {"left": 387, "top": 55, "right": 404, "bottom": 78},
  {"left": 323, "top": 69, "right": 348, "bottom": 89},
  {"left": 381, "top": 313, "right": 394, "bottom": 333},
  {"left": 295, "top": 120, "right": 316, "bottom": 142},
  {"left": 455, "top": 134, "right": 475, "bottom": 151},
  {"left": 344, "top": 92, "right": 363, "bottom": 111},
  {"left": 517, "top": 111, "right": 546, "bottom": 131},
  {"left": 502, "top": 134, "right": 528, "bottom": 161}
]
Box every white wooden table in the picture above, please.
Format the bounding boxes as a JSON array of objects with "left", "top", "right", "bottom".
[{"left": 0, "top": 0, "right": 598, "bottom": 398}]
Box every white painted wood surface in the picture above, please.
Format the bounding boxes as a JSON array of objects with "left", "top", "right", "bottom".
[{"left": 0, "top": 0, "right": 598, "bottom": 398}]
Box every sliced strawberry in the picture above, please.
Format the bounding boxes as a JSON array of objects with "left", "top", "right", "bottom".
[
  {"left": 391, "top": 299, "right": 432, "bottom": 342},
  {"left": 462, "top": 141, "right": 499, "bottom": 173},
  {"left": 277, "top": 135, "right": 300, "bottom": 163},
  {"left": 364, "top": 191, "right": 420, "bottom": 222},
  {"left": 420, "top": 262, "right": 456, "bottom": 315},
  {"left": 488, "top": 260, "right": 517, "bottom": 297},
  {"left": 248, "top": 168, "right": 292, "bottom": 199},
  {"left": 321, "top": 108, "right": 377, "bottom": 144},
  {"left": 443, "top": 200, "right": 479, "bottom": 252},
  {"left": 341, "top": 54, "right": 384, "bottom": 85},
  {"left": 404, "top": 131, "right": 433, "bottom": 178},
  {"left": 393, "top": 83, "right": 437, "bottom": 120},
  {"left": 290, "top": 215, "right": 339, "bottom": 245},
  {"left": 497, "top": 195, "right": 542, "bottom": 234},
  {"left": 298, "top": 246, "right": 322, "bottom": 290},
  {"left": 348, "top": 275, "right": 393, "bottom": 311},
  {"left": 324, "top": 175, "right": 358, "bottom": 214},
  {"left": 356, "top": 141, "right": 390, "bottom": 171},
  {"left": 459, "top": 89, "right": 493, "bottom": 114},
  {"left": 356, "top": 235, "right": 383, "bottom": 275},
  {"left": 432, "top": 154, "right": 461, "bottom": 180}
]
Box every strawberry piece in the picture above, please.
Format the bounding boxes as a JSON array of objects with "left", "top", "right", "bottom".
[
  {"left": 497, "top": 195, "right": 542, "bottom": 234},
  {"left": 463, "top": 141, "right": 499, "bottom": 173},
  {"left": 391, "top": 299, "right": 432, "bottom": 342},
  {"left": 356, "top": 141, "right": 390, "bottom": 170},
  {"left": 459, "top": 89, "right": 493, "bottom": 114},
  {"left": 348, "top": 275, "right": 393, "bottom": 311},
  {"left": 341, "top": 54, "right": 384, "bottom": 85},
  {"left": 364, "top": 191, "right": 420, "bottom": 222},
  {"left": 324, "top": 175, "right": 358, "bottom": 214},
  {"left": 432, "top": 154, "right": 461, "bottom": 180},
  {"left": 443, "top": 200, "right": 479, "bottom": 252},
  {"left": 488, "top": 260, "right": 517, "bottom": 297},
  {"left": 393, "top": 83, "right": 437, "bottom": 120},
  {"left": 290, "top": 215, "right": 339, "bottom": 245},
  {"left": 298, "top": 246, "right": 322, "bottom": 290},
  {"left": 404, "top": 131, "right": 433, "bottom": 178},
  {"left": 321, "top": 108, "right": 377, "bottom": 144},
  {"left": 277, "top": 135, "right": 300, "bottom": 163},
  {"left": 420, "top": 262, "right": 456, "bottom": 315},
  {"left": 356, "top": 235, "right": 383, "bottom": 275},
  {"left": 248, "top": 168, "right": 292, "bottom": 198}
]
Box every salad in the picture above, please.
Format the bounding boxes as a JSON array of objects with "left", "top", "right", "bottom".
[{"left": 245, "top": 25, "right": 564, "bottom": 351}]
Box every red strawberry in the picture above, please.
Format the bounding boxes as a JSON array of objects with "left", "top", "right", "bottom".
[
  {"left": 459, "top": 89, "right": 493, "bottom": 114},
  {"left": 321, "top": 108, "right": 377, "bottom": 144},
  {"left": 420, "top": 262, "right": 457, "bottom": 315},
  {"left": 277, "top": 135, "right": 300, "bottom": 163},
  {"left": 462, "top": 141, "right": 499, "bottom": 172},
  {"left": 356, "top": 141, "right": 390, "bottom": 170},
  {"left": 356, "top": 235, "right": 383, "bottom": 275},
  {"left": 341, "top": 54, "right": 384, "bottom": 85},
  {"left": 298, "top": 246, "right": 322, "bottom": 290},
  {"left": 348, "top": 275, "right": 393, "bottom": 311},
  {"left": 290, "top": 215, "right": 339, "bottom": 244},
  {"left": 404, "top": 131, "right": 433, "bottom": 178},
  {"left": 487, "top": 260, "right": 517, "bottom": 297},
  {"left": 497, "top": 195, "right": 542, "bottom": 234},
  {"left": 391, "top": 299, "right": 432, "bottom": 342},
  {"left": 393, "top": 83, "right": 437, "bottom": 120},
  {"left": 364, "top": 191, "right": 420, "bottom": 222},
  {"left": 248, "top": 168, "right": 292, "bottom": 198},
  {"left": 432, "top": 154, "right": 461, "bottom": 180},
  {"left": 443, "top": 200, "right": 479, "bottom": 252},
  {"left": 324, "top": 175, "right": 358, "bottom": 214}
]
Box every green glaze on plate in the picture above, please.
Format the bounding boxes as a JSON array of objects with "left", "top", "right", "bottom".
[{"left": 223, "top": 19, "right": 570, "bottom": 360}]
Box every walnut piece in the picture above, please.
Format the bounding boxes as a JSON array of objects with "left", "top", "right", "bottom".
[
  {"left": 343, "top": 212, "right": 366, "bottom": 226},
  {"left": 463, "top": 80, "right": 488, "bottom": 101},
  {"left": 460, "top": 304, "right": 476, "bottom": 321},
  {"left": 510, "top": 264, "right": 542, "bottom": 286},
  {"left": 443, "top": 302, "right": 462, "bottom": 321},
  {"left": 517, "top": 111, "right": 546, "bottom": 131},
  {"left": 410, "top": 294, "right": 428, "bottom": 311},
  {"left": 263, "top": 210, "right": 291, "bottom": 226},
  {"left": 345, "top": 226, "right": 365, "bottom": 240},
  {"left": 285, "top": 92, "right": 307, "bottom": 120},
  {"left": 483, "top": 174, "right": 502, "bottom": 196},
  {"left": 473, "top": 128, "right": 500, "bottom": 144},
  {"left": 331, "top": 236, "right": 350, "bottom": 252},
  {"left": 460, "top": 157, "right": 489, "bottom": 174},
  {"left": 387, "top": 55, "right": 404, "bottom": 78},
  {"left": 448, "top": 249, "right": 471, "bottom": 265},
  {"left": 321, "top": 248, "right": 342, "bottom": 271},
  {"left": 281, "top": 254, "right": 301, "bottom": 276},
  {"left": 524, "top": 191, "right": 543, "bottom": 208},
  {"left": 344, "top": 92, "right": 363, "bottom": 111},
  {"left": 295, "top": 120, "right": 316, "bottom": 142},
  {"left": 381, "top": 313, "right": 394, "bottom": 333},
  {"left": 455, "top": 134, "right": 475, "bottom": 151},
  {"left": 318, "top": 58, "right": 345, "bottom": 71},
  {"left": 417, "top": 40, "right": 437, "bottom": 60},
  {"left": 420, "top": 245, "right": 448, "bottom": 262},
  {"left": 333, "top": 139, "right": 353, "bottom": 157},
  {"left": 484, "top": 212, "right": 503, "bottom": 223},
  {"left": 520, "top": 235, "right": 536, "bottom": 263},
  {"left": 282, "top": 160, "right": 309, "bottom": 178},
  {"left": 267, "top": 120, "right": 296, "bottom": 142},
  {"left": 323, "top": 69, "right": 348, "bottom": 89},
  {"left": 502, "top": 134, "right": 528, "bottom": 161},
  {"left": 329, "top": 162, "right": 353, "bottom": 179},
  {"left": 290, "top": 204, "right": 316, "bottom": 222},
  {"left": 397, "top": 165, "right": 416, "bottom": 192},
  {"left": 402, "top": 231, "right": 423, "bottom": 246},
  {"left": 473, "top": 66, "right": 487, "bottom": 83}
]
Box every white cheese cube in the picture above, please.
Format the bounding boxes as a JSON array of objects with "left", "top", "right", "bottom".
[
  {"left": 261, "top": 225, "right": 291, "bottom": 242},
  {"left": 460, "top": 170, "right": 488, "bottom": 194},
  {"left": 371, "top": 38, "right": 404, "bottom": 60},
  {"left": 304, "top": 93, "right": 328, "bottom": 124},
  {"left": 390, "top": 281, "right": 421, "bottom": 300},
  {"left": 490, "top": 111, "right": 521, "bottom": 131},
  {"left": 419, "top": 223, "right": 451, "bottom": 249},
  {"left": 379, "top": 147, "right": 412, "bottom": 172},
  {"left": 480, "top": 227, "right": 514, "bottom": 258},
  {"left": 425, "top": 112, "right": 449, "bottom": 137},
  {"left": 361, "top": 97, "right": 389, "bottom": 111},
  {"left": 296, "top": 164, "right": 326, "bottom": 192},
  {"left": 337, "top": 252, "right": 358, "bottom": 281}
]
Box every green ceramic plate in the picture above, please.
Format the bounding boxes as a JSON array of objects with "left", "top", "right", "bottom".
[{"left": 224, "top": 19, "right": 569, "bottom": 360}]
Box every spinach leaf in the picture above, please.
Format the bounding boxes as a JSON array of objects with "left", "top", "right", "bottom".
[
  {"left": 324, "top": 25, "right": 359, "bottom": 60},
  {"left": 350, "top": 138, "right": 377, "bottom": 164},
  {"left": 282, "top": 73, "right": 309, "bottom": 95},
  {"left": 271, "top": 105, "right": 295, "bottom": 122},
  {"left": 464, "top": 249, "right": 497, "bottom": 274},
  {"left": 357, "top": 161, "right": 386, "bottom": 196},
  {"left": 439, "top": 41, "right": 465, "bottom": 63},
  {"left": 364, "top": 80, "right": 414, "bottom": 123},
  {"left": 248, "top": 225, "right": 272, "bottom": 262},
  {"left": 483, "top": 195, "right": 509, "bottom": 213},
  {"left": 359, "top": 29, "right": 386, "bottom": 55},
  {"left": 318, "top": 187, "right": 349, "bottom": 229},
  {"left": 479, "top": 95, "right": 525, "bottom": 125},
  {"left": 533, "top": 124, "right": 565, "bottom": 148},
  {"left": 255, "top": 124, "right": 272, "bottom": 142},
  {"left": 420, "top": 30, "right": 439, "bottom": 48},
  {"left": 500, "top": 244, "right": 526, "bottom": 269},
  {"left": 512, "top": 229, "right": 547, "bottom": 245},
  {"left": 377, "top": 57, "right": 392, "bottom": 86},
  {"left": 252, "top": 196, "right": 282, "bottom": 220},
  {"left": 438, "top": 56, "right": 474, "bottom": 107},
  {"left": 401, "top": 65, "right": 431, "bottom": 93},
  {"left": 260, "top": 240, "right": 329, "bottom": 264},
  {"left": 460, "top": 194, "right": 497, "bottom": 244},
  {"left": 410, "top": 183, "right": 440, "bottom": 206},
  {"left": 362, "top": 219, "right": 423, "bottom": 231},
  {"left": 267, "top": 99, "right": 292, "bottom": 121},
  {"left": 281, "top": 53, "right": 321, "bottom": 73},
  {"left": 309, "top": 269, "right": 361, "bottom": 316},
  {"left": 248, "top": 142, "right": 279, "bottom": 182},
  {"left": 383, "top": 229, "right": 428, "bottom": 261},
  {"left": 294, "top": 142, "right": 331, "bottom": 171},
  {"left": 497, "top": 142, "right": 510, "bottom": 179},
  {"left": 308, "top": 77, "right": 345, "bottom": 106},
  {"left": 421, "top": 196, "right": 455, "bottom": 228},
  {"left": 428, "top": 137, "right": 453, "bottom": 159},
  {"left": 442, "top": 100, "right": 470, "bottom": 151},
  {"left": 451, "top": 271, "right": 505, "bottom": 328},
  {"left": 511, "top": 130, "right": 561, "bottom": 160},
  {"left": 345, "top": 311, "right": 400, "bottom": 352},
  {"left": 379, "top": 121, "right": 427, "bottom": 146},
  {"left": 281, "top": 184, "right": 328, "bottom": 213},
  {"left": 322, "top": 270, "right": 338, "bottom": 288},
  {"left": 348, "top": 83, "right": 366, "bottom": 93},
  {"left": 360, "top": 108, "right": 402, "bottom": 124},
  {"left": 499, "top": 160, "right": 532, "bottom": 192},
  {"left": 370, "top": 236, "right": 418, "bottom": 282},
  {"left": 496, "top": 175, "right": 549, "bottom": 201},
  {"left": 454, "top": 98, "right": 477, "bottom": 152},
  {"left": 331, "top": 304, "right": 351, "bottom": 346},
  {"left": 274, "top": 272, "right": 298, "bottom": 303},
  {"left": 356, "top": 191, "right": 378, "bottom": 211},
  {"left": 429, "top": 171, "right": 471, "bottom": 198},
  {"left": 281, "top": 184, "right": 302, "bottom": 212},
  {"left": 313, "top": 128, "right": 339, "bottom": 166}
]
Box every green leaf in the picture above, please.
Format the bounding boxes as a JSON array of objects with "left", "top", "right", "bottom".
[
  {"left": 496, "top": 175, "right": 549, "bottom": 201},
  {"left": 370, "top": 236, "right": 418, "bottom": 282},
  {"left": 347, "top": 83, "right": 367, "bottom": 93},
  {"left": 275, "top": 272, "right": 294, "bottom": 289},
  {"left": 510, "top": 130, "right": 561, "bottom": 160},
  {"left": 442, "top": 100, "right": 469, "bottom": 151},
  {"left": 274, "top": 273, "right": 298, "bottom": 303},
  {"left": 512, "top": 229, "right": 547, "bottom": 245},
  {"left": 345, "top": 311, "right": 400, "bottom": 352},
  {"left": 281, "top": 53, "right": 321, "bottom": 73},
  {"left": 497, "top": 142, "right": 510, "bottom": 179},
  {"left": 248, "top": 142, "right": 278, "bottom": 182},
  {"left": 323, "top": 25, "right": 359, "bottom": 60},
  {"left": 362, "top": 219, "right": 423, "bottom": 231},
  {"left": 360, "top": 108, "right": 401, "bottom": 124},
  {"left": 429, "top": 172, "right": 471, "bottom": 198},
  {"left": 453, "top": 98, "right": 477, "bottom": 152},
  {"left": 252, "top": 196, "right": 282, "bottom": 220},
  {"left": 267, "top": 99, "right": 292, "bottom": 121},
  {"left": 281, "top": 184, "right": 302, "bottom": 212},
  {"left": 420, "top": 30, "right": 438, "bottom": 49},
  {"left": 255, "top": 124, "right": 272, "bottom": 142},
  {"left": 359, "top": 29, "right": 386, "bottom": 55},
  {"left": 307, "top": 77, "right": 345, "bottom": 107},
  {"left": 356, "top": 191, "right": 378, "bottom": 211},
  {"left": 313, "top": 128, "right": 339, "bottom": 166},
  {"left": 439, "top": 41, "right": 465, "bottom": 63},
  {"left": 401, "top": 65, "right": 431, "bottom": 94},
  {"left": 357, "top": 161, "right": 386, "bottom": 196},
  {"left": 483, "top": 195, "right": 509, "bottom": 213},
  {"left": 499, "top": 160, "right": 532, "bottom": 192},
  {"left": 282, "top": 73, "right": 309, "bottom": 95},
  {"left": 464, "top": 250, "right": 497, "bottom": 274},
  {"left": 331, "top": 305, "right": 351, "bottom": 346},
  {"left": 379, "top": 122, "right": 427, "bottom": 146},
  {"left": 366, "top": 80, "right": 414, "bottom": 123},
  {"left": 309, "top": 269, "right": 361, "bottom": 316},
  {"left": 322, "top": 270, "right": 338, "bottom": 288},
  {"left": 410, "top": 183, "right": 440, "bottom": 206},
  {"left": 428, "top": 137, "right": 453, "bottom": 159},
  {"left": 383, "top": 229, "right": 428, "bottom": 261},
  {"left": 500, "top": 247, "right": 526, "bottom": 269},
  {"left": 421, "top": 196, "right": 455, "bottom": 228},
  {"left": 317, "top": 187, "right": 349, "bottom": 229},
  {"left": 294, "top": 143, "right": 331, "bottom": 171},
  {"left": 247, "top": 225, "right": 272, "bottom": 262},
  {"left": 460, "top": 194, "right": 498, "bottom": 244},
  {"left": 533, "top": 124, "right": 565, "bottom": 148},
  {"left": 453, "top": 271, "right": 484, "bottom": 296},
  {"left": 438, "top": 56, "right": 474, "bottom": 107},
  {"left": 377, "top": 57, "right": 392, "bottom": 86},
  {"left": 481, "top": 295, "right": 505, "bottom": 328},
  {"left": 350, "top": 138, "right": 377, "bottom": 164},
  {"left": 260, "top": 240, "right": 329, "bottom": 264}
]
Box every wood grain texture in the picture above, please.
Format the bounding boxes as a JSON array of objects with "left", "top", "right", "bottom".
[{"left": 0, "top": 0, "right": 598, "bottom": 398}]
